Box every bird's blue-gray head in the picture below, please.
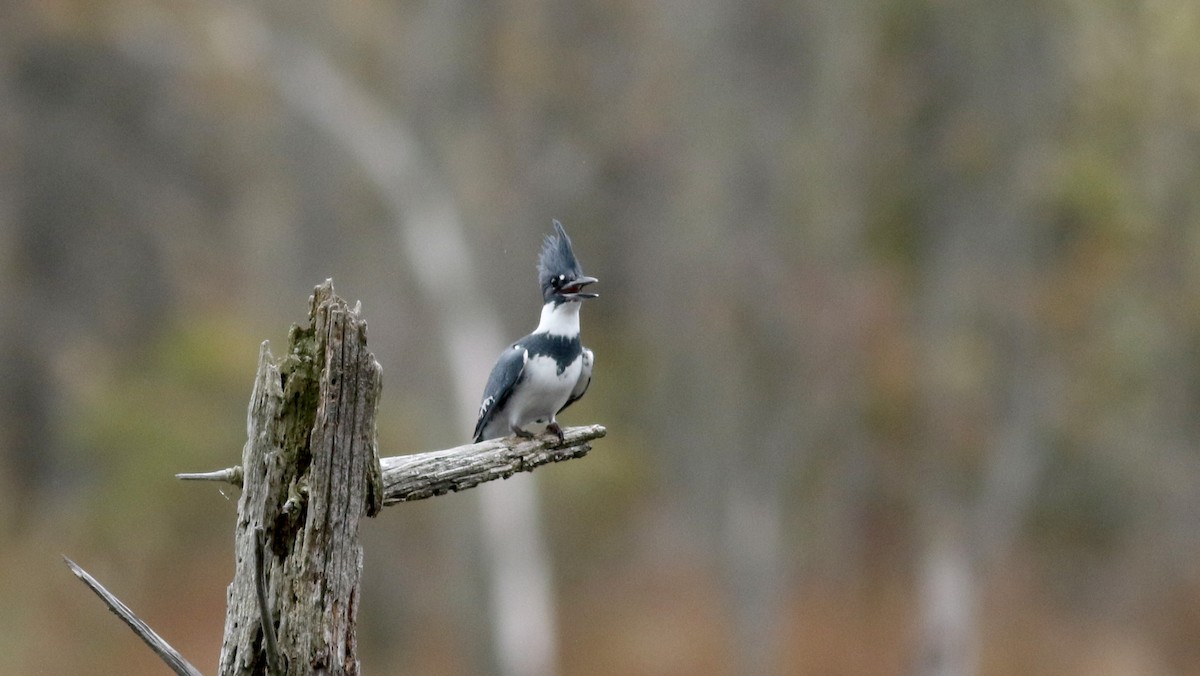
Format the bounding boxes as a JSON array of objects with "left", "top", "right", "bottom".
[{"left": 537, "top": 220, "right": 599, "bottom": 304}]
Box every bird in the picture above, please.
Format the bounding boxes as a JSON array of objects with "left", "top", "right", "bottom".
[{"left": 473, "top": 220, "right": 598, "bottom": 444}]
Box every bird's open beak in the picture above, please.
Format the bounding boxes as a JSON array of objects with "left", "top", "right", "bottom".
[{"left": 563, "top": 275, "right": 599, "bottom": 299}]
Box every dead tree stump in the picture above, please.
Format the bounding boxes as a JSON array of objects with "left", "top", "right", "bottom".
[{"left": 220, "top": 280, "right": 383, "bottom": 675}]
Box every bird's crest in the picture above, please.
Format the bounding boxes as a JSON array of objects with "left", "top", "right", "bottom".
[{"left": 537, "top": 220, "right": 584, "bottom": 290}]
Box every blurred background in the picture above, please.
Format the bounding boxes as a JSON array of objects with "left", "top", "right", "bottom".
[{"left": 2, "top": 0, "right": 1200, "bottom": 674}]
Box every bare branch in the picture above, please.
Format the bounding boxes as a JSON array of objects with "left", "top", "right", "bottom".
[
  {"left": 63, "top": 557, "right": 203, "bottom": 676},
  {"left": 177, "top": 424, "right": 608, "bottom": 507},
  {"left": 380, "top": 424, "right": 607, "bottom": 505},
  {"left": 176, "top": 466, "right": 243, "bottom": 486}
]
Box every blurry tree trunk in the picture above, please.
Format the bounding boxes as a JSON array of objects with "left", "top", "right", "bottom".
[
  {"left": 219, "top": 280, "right": 384, "bottom": 675},
  {"left": 707, "top": 1, "right": 877, "bottom": 671},
  {"left": 914, "top": 527, "right": 977, "bottom": 676},
  {"left": 907, "top": 4, "right": 1063, "bottom": 675}
]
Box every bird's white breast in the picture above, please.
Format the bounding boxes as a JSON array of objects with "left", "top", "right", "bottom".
[{"left": 505, "top": 353, "right": 582, "bottom": 430}]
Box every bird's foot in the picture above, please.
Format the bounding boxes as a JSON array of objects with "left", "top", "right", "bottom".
[
  {"left": 510, "top": 425, "right": 535, "bottom": 439},
  {"left": 545, "top": 421, "right": 565, "bottom": 445}
]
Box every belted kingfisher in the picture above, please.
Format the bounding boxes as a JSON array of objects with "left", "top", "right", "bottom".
[{"left": 473, "top": 220, "right": 598, "bottom": 444}]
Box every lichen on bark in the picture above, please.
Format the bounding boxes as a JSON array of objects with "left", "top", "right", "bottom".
[{"left": 219, "top": 280, "right": 382, "bottom": 675}]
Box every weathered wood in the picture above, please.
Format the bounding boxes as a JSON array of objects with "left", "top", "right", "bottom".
[
  {"left": 63, "top": 557, "right": 203, "bottom": 676},
  {"left": 219, "top": 280, "right": 382, "bottom": 676},
  {"left": 380, "top": 424, "right": 607, "bottom": 504},
  {"left": 182, "top": 424, "right": 607, "bottom": 506},
  {"left": 177, "top": 466, "right": 243, "bottom": 486},
  {"left": 253, "top": 528, "right": 283, "bottom": 676}
]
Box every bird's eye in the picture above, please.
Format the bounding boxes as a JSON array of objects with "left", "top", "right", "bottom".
[{"left": 556, "top": 274, "right": 566, "bottom": 287}]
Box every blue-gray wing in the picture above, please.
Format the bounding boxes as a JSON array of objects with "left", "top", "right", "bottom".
[
  {"left": 558, "top": 347, "right": 593, "bottom": 415},
  {"left": 473, "top": 344, "right": 528, "bottom": 442}
]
